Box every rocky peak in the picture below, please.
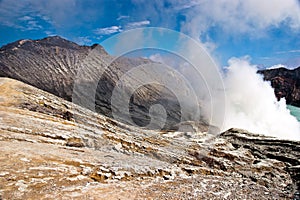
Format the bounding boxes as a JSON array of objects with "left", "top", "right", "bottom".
[
  {"left": 258, "top": 66, "right": 300, "bottom": 106},
  {"left": 36, "top": 35, "right": 82, "bottom": 50},
  {"left": 91, "top": 43, "right": 109, "bottom": 55},
  {"left": 0, "top": 36, "right": 88, "bottom": 52}
]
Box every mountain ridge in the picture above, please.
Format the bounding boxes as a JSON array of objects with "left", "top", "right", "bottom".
[{"left": 0, "top": 36, "right": 192, "bottom": 130}]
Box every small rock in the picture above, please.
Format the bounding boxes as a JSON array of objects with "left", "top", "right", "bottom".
[
  {"left": 20, "top": 157, "right": 30, "bottom": 162},
  {"left": 81, "top": 166, "right": 92, "bottom": 176},
  {"left": 0, "top": 172, "right": 9, "bottom": 177},
  {"left": 113, "top": 143, "right": 122, "bottom": 152},
  {"left": 15, "top": 180, "right": 28, "bottom": 192},
  {"left": 66, "top": 137, "right": 84, "bottom": 148}
]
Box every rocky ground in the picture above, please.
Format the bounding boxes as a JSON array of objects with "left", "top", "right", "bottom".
[{"left": 0, "top": 77, "right": 299, "bottom": 199}]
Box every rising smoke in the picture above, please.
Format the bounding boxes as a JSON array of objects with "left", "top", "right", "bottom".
[
  {"left": 150, "top": 53, "right": 300, "bottom": 141},
  {"left": 223, "top": 57, "right": 300, "bottom": 140}
]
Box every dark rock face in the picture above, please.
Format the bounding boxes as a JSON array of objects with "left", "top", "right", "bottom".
[
  {"left": 258, "top": 67, "right": 300, "bottom": 106},
  {"left": 0, "top": 36, "right": 194, "bottom": 130}
]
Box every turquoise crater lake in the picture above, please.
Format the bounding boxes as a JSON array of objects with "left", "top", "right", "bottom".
[{"left": 287, "top": 105, "right": 300, "bottom": 122}]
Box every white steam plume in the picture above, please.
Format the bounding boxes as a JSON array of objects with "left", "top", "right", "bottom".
[
  {"left": 223, "top": 57, "right": 300, "bottom": 140},
  {"left": 149, "top": 52, "right": 300, "bottom": 141}
]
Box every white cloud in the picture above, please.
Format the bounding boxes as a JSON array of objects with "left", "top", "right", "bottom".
[
  {"left": 18, "top": 16, "right": 34, "bottom": 21},
  {"left": 128, "top": 0, "right": 300, "bottom": 55},
  {"left": 0, "top": 0, "right": 89, "bottom": 31},
  {"left": 130, "top": 0, "right": 300, "bottom": 43},
  {"left": 117, "top": 15, "right": 129, "bottom": 21},
  {"left": 16, "top": 15, "right": 44, "bottom": 31},
  {"left": 179, "top": 0, "right": 300, "bottom": 39},
  {"left": 94, "top": 21, "right": 150, "bottom": 36},
  {"left": 0, "top": 0, "right": 57, "bottom": 31},
  {"left": 73, "top": 36, "right": 93, "bottom": 45},
  {"left": 276, "top": 49, "right": 300, "bottom": 54},
  {"left": 0, "top": 0, "right": 29, "bottom": 29},
  {"left": 126, "top": 20, "right": 150, "bottom": 29},
  {"left": 94, "top": 26, "right": 122, "bottom": 35},
  {"left": 26, "top": 20, "right": 43, "bottom": 30},
  {"left": 173, "top": 0, "right": 201, "bottom": 10},
  {"left": 44, "top": 30, "right": 55, "bottom": 36}
]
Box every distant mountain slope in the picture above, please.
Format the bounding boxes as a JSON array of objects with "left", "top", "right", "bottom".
[
  {"left": 0, "top": 36, "right": 91, "bottom": 100},
  {"left": 258, "top": 67, "right": 300, "bottom": 107},
  {"left": 0, "top": 36, "right": 192, "bottom": 130}
]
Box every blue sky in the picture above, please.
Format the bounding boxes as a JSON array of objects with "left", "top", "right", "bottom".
[{"left": 0, "top": 0, "right": 300, "bottom": 68}]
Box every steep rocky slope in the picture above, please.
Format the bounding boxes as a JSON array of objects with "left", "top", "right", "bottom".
[
  {"left": 0, "top": 77, "right": 299, "bottom": 199},
  {"left": 0, "top": 36, "right": 189, "bottom": 130},
  {"left": 258, "top": 67, "right": 300, "bottom": 106}
]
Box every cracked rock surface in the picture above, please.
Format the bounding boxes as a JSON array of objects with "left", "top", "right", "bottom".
[{"left": 0, "top": 77, "right": 299, "bottom": 199}]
